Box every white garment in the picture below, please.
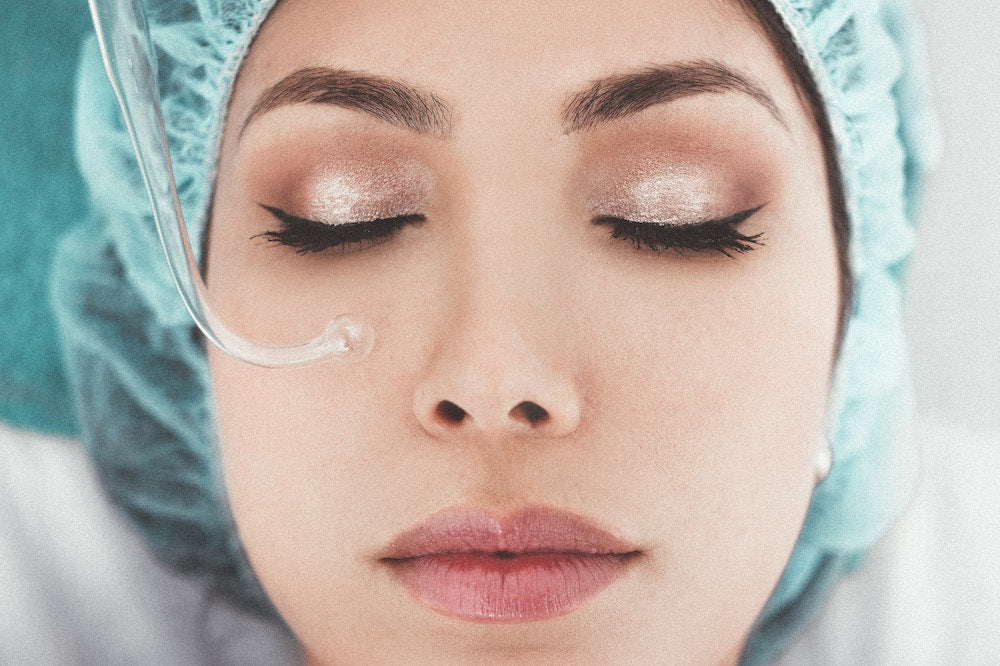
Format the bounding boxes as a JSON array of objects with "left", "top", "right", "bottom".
[
  {"left": 1, "top": 421, "right": 997, "bottom": 664},
  {"left": 0, "top": 423, "right": 302, "bottom": 665},
  {"left": 778, "top": 422, "right": 1000, "bottom": 665}
]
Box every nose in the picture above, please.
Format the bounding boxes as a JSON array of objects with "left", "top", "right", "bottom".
[
  {"left": 412, "top": 320, "right": 582, "bottom": 441},
  {"left": 411, "top": 160, "right": 584, "bottom": 441}
]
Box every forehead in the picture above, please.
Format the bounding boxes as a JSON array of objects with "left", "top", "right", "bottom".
[{"left": 232, "top": 0, "right": 808, "bottom": 139}]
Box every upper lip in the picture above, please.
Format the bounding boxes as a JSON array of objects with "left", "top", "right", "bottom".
[{"left": 379, "top": 505, "right": 641, "bottom": 560}]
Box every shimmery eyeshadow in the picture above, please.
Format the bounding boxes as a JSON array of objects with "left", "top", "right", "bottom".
[
  {"left": 300, "top": 159, "right": 432, "bottom": 224},
  {"left": 585, "top": 159, "right": 746, "bottom": 226},
  {"left": 576, "top": 117, "right": 782, "bottom": 228}
]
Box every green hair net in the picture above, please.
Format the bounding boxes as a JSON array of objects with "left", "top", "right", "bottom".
[{"left": 50, "top": 0, "right": 938, "bottom": 660}]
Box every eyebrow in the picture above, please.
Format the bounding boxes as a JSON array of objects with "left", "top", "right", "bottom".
[
  {"left": 562, "top": 60, "right": 786, "bottom": 132},
  {"left": 241, "top": 60, "right": 783, "bottom": 139},
  {"left": 241, "top": 67, "right": 454, "bottom": 137}
]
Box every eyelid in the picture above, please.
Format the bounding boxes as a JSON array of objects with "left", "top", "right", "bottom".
[
  {"left": 247, "top": 153, "right": 434, "bottom": 226},
  {"left": 256, "top": 203, "right": 425, "bottom": 255},
  {"left": 577, "top": 150, "right": 766, "bottom": 229},
  {"left": 259, "top": 203, "right": 411, "bottom": 227},
  {"left": 593, "top": 205, "right": 766, "bottom": 257},
  {"left": 592, "top": 205, "right": 764, "bottom": 228}
]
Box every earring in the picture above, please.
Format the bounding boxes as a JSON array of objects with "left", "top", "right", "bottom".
[{"left": 814, "top": 437, "right": 833, "bottom": 485}]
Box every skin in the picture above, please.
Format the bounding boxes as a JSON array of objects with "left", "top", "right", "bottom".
[{"left": 206, "top": 0, "right": 841, "bottom": 663}]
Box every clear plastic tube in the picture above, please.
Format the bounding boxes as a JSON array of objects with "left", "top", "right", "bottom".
[{"left": 86, "top": 0, "right": 375, "bottom": 367}]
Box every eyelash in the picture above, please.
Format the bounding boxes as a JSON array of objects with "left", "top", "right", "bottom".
[
  {"left": 256, "top": 204, "right": 765, "bottom": 257},
  {"left": 256, "top": 205, "right": 425, "bottom": 255},
  {"left": 593, "top": 206, "right": 765, "bottom": 258}
]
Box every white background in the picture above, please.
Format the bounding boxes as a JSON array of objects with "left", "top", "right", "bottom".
[{"left": 904, "top": 3, "right": 999, "bottom": 435}]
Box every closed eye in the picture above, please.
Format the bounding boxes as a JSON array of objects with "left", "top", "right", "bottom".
[
  {"left": 255, "top": 204, "right": 425, "bottom": 255},
  {"left": 593, "top": 205, "right": 765, "bottom": 258}
]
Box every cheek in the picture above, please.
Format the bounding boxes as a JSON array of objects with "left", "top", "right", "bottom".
[
  {"left": 572, "top": 195, "right": 838, "bottom": 624},
  {"left": 209, "top": 349, "right": 385, "bottom": 656},
  {"left": 586, "top": 256, "right": 834, "bottom": 526},
  {"left": 207, "top": 303, "right": 448, "bottom": 643}
]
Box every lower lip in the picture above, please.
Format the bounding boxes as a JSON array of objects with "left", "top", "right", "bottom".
[{"left": 385, "top": 551, "right": 634, "bottom": 622}]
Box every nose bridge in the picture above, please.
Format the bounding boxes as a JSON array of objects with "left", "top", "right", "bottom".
[
  {"left": 451, "top": 232, "right": 552, "bottom": 346},
  {"left": 444, "top": 158, "right": 570, "bottom": 369},
  {"left": 412, "top": 206, "right": 581, "bottom": 440}
]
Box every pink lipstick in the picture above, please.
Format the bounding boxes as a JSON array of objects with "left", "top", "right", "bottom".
[{"left": 379, "top": 505, "right": 641, "bottom": 622}]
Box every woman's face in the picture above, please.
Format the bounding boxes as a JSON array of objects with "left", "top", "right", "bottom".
[{"left": 207, "top": 0, "right": 840, "bottom": 662}]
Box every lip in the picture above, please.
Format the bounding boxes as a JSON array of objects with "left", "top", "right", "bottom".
[{"left": 379, "top": 505, "right": 641, "bottom": 622}]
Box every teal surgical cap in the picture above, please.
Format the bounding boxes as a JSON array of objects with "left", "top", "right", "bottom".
[{"left": 41, "top": 0, "right": 938, "bottom": 662}]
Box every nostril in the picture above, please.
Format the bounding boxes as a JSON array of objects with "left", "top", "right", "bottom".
[
  {"left": 510, "top": 401, "right": 549, "bottom": 426},
  {"left": 435, "top": 400, "right": 467, "bottom": 424}
]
